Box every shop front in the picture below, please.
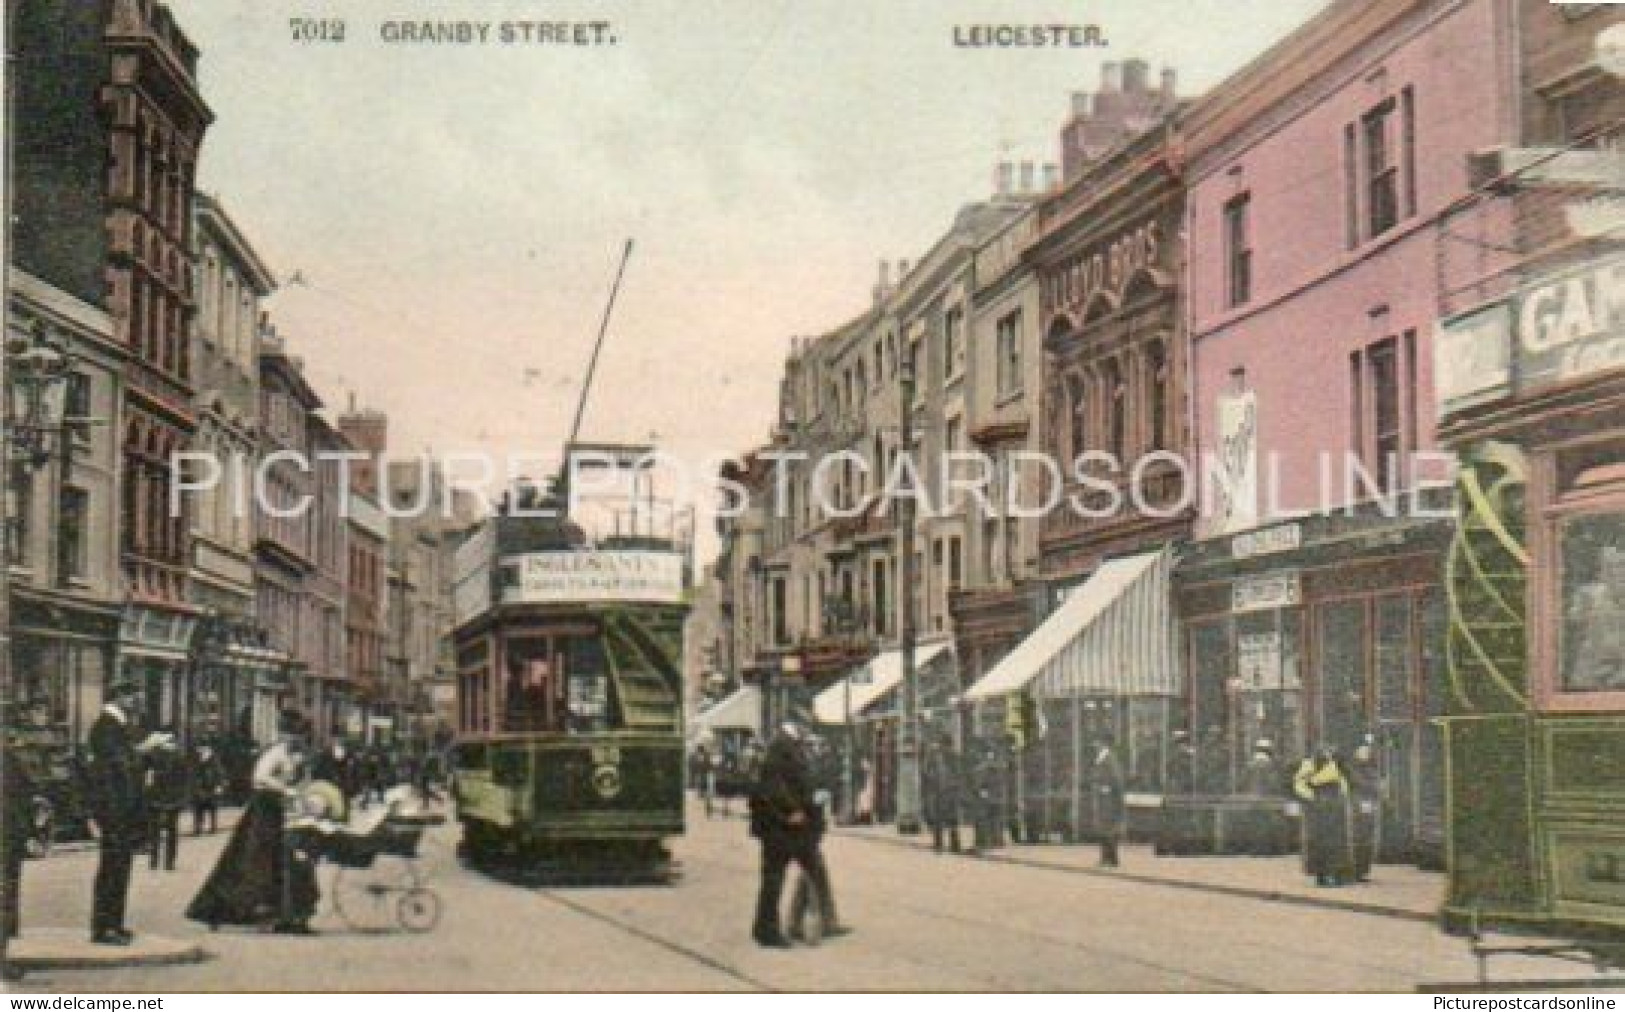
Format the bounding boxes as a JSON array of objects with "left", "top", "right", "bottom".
[
  {"left": 1172, "top": 509, "right": 1451, "bottom": 863},
  {"left": 813, "top": 640, "right": 957, "bottom": 826},
  {"left": 118, "top": 603, "right": 199, "bottom": 734},
  {"left": 7, "top": 590, "right": 120, "bottom": 744},
  {"left": 964, "top": 549, "right": 1180, "bottom": 843}
]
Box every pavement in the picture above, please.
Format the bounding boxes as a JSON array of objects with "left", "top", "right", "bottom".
[
  {"left": 829, "top": 820, "right": 1442, "bottom": 923},
  {"left": 5, "top": 797, "right": 1615, "bottom": 991}
]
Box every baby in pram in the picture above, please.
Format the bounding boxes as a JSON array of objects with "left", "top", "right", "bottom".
[{"left": 287, "top": 783, "right": 441, "bottom": 871}]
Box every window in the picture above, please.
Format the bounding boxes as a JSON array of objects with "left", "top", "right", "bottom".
[
  {"left": 65, "top": 372, "right": 91, "bottom": 444},
  {"left": 1105, "top": 360, "right": 1127, "bottom": 462},
  {"left": 1369, "top": 339, "right": 1401, "bottom": 492},
  {"left": 1148, "top": 342, "right": 1169, "bottom": 451},
  {"left": 1223, "top": 193, "right": 1252, "bottom": 307},
  {"left": 1343, "top": 124, "right": 1359, "bottom": 249},
  {"left": 996, "top": 310, "right": 1023, "bottom": 397},
  {"left": 1401, "top": 87, "right": 1417, "bottom": 218},
  {"left": 771, "top": 577, "right": 789, "bottom": 646},
  {"left": 1363, "top": 100, "right": 1399, "bottom": 237},
  {"left": 943, "top": 307, "right": 964, "bottom": 380},
  {"left": 1067, "top": 373, "right": 1088, "bottom": 459},
  {"left": 6, "top": 472, "right": 31, "bottom": 567}
]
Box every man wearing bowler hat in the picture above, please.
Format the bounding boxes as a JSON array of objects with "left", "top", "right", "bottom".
[{"left": 86, "top": 679, "right": 147, "bottom": 944}]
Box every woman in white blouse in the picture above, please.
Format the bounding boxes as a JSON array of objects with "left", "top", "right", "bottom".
[{"left": 186, "top": 711, "right": 321, "bottom": 933}]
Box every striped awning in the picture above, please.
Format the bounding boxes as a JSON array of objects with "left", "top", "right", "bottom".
[
  {"left": 964, "top": 549, "right": 1179, "bottom": 701},
  {"left": 812, "top": 640, "right": 953, "bottom": 725},
  {"left": 690, "top": 686, "right": 762, "bottom": 737}
]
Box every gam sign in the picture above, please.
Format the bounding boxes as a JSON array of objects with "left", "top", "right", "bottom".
[{"left": 1517, "top": 253, "right": 1625, "bottom": 392}]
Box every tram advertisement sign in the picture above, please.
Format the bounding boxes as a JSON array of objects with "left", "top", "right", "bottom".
[{"left": 505, "top": 550, "right": 685, "bottom": 605}]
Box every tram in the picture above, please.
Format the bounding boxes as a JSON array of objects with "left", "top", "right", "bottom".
[
  {"left": 1436, "top": 269, "right": 1625, "bottom": 976},
  {"left": 449, "top": 468, "right": 691, "bottom": 872}
]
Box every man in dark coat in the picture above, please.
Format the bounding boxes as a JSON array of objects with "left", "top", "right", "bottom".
[
  {"left": 86, "top": 681, "right": 146, "bottom": 944},
  {"left": 2, "top": 731, "right": 37, "bottom": 949},
  {"left": 1089, "top": 738, "right": 1127, "bottom": 868},
  {"left": 748, "top": 723, "right": 845, "bottom": 947},
  {"left": 922, "top": 738, "right": 962, "bottom": 853},
  {"left": 1346, "top": 736, "right": 1383, "bottom": 882}
]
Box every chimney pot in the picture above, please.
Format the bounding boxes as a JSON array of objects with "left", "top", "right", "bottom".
[
  {"left": 1018, "top": 161, "right": 1035, "bottom": 193},
  {"left": 1101, "top": 61, "right": 1120, "bottom": 92},
  {"left": 1042, "top": 163, "right": 1060, "bottom": 190},
  {"left": 1071, "top": 91, "right": 1091, "bottom": 117},
  {"left": 1161, "top": 67, "right": 1177, "bottom": 98},
  {"left": 995, "top": 161, "right": 1014, "bottom": 196}
]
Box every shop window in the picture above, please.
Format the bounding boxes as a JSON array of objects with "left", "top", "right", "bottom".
[
  {"left": 1317, "top": 599, "right": 1370, "bottom": 751},
  {"left": 1374, "top": 594, "right": 1413, "bottom": 722},
  {"left": 1187, "top": 620, "right": 1233, "bottom": 792},
  {"left": 1559, "top": 512, "right": 1625, "bottom": 693}
]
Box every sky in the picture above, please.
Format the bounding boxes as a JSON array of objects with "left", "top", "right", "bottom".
[{"left": 167, "top": 0, "right": 1328, "bottom": 560}]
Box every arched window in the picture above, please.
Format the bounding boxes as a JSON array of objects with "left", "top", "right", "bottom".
[
  {"left": 1148, "top": 341, "right": 1169, "bottom": 452},
  {"left": 1066, "top": 373, "right": 1088, "bottom": 460},
  {"left": 1105, "top": 359, "right": 1127, "bottom": 462}
]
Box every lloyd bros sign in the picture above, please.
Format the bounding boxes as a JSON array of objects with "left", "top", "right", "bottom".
[{"left": 505, "top": 550, "right": 685, "bottom": 606}]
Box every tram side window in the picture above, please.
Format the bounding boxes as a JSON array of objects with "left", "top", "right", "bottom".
[
  {"left": 562, "top": 635, "right": 618, "bottom": 734},
  {"left": 504, "top": 638, "right": 559, "bottom": 733}
]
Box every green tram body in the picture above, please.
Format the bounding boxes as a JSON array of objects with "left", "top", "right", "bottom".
[
  {"left": 1438, "top": 448, "right": 1625, "bottom": 954},
  {"left": 451, "top": 532, "right": 689, "bottom": 867}
]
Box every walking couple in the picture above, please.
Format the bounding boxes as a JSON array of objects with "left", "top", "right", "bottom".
[{"left": 748, "top": 722, "right": 851, "bottom": 948}]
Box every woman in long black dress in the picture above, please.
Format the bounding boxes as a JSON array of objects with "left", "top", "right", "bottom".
[{"left": 186, "top": 718, "right": 320, "bottom": 933}]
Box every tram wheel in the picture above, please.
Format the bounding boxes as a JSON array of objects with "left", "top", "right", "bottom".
[{"left": 397, "top": 888, "right": 442, "bottom": 933}]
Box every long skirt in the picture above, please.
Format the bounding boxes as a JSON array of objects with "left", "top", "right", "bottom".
[
  {"left": 186, "top": 790, "right": 318, "bottom": 927},
  {"left": 1304, "top": 792, "right": 1355, "bottom": 883}
]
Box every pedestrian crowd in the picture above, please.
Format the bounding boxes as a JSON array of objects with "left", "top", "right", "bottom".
[{"left": 691, "top": 718, "right": 1396, "bottom": 948}]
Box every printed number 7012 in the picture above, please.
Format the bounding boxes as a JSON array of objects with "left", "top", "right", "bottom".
[{"left": 291, "top": 18, "right": 346, "bottom": 42}]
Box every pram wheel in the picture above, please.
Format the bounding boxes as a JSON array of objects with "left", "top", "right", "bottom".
[{"left": 397, "top": 888, "right": 442, "bottom": 933}]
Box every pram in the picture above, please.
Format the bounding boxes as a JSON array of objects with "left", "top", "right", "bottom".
[{"left": 291, "top": 787, "right": 446, "bottom": 933}]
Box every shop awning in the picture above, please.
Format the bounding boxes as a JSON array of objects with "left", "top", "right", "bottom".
[
  {"left": 964, "top": 549, "right": 1178, "bottom": 702},
  {"left": 690, "top": 685, "right": 762, "bottom": 737},
  {"left": 812, "top": 640, "right": 953, "bottom": 725}
]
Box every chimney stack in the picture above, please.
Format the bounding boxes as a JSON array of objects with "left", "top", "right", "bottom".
[
  {"left": 898, "top": 258, "right": 911, "bottom": 279},
  {"left": 1042, "top": 163, "right": 1060, "bottom": 190},
  {"left": 1018, "top": 161, "right": 1035, "bottom": 193},
  {"left": 1122, "top": 58, "right": 1149, "bottom": 94},
  {"left": 1161, "top": 67, "right": 1177, "bottom": 99},
  {"left": 1101, "top": 61, "right": 1120, "bottom": 92},
  {"left": 1071, "top": 91, "right": 1091, "bottom": 118},
  {"left": 995, "top": 161, "right": 1014, "bottom": 196}
]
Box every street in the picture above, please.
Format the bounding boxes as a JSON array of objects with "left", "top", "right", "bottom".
[{"left": 8, "top": 799, "right": 1606, "bottom": 993}]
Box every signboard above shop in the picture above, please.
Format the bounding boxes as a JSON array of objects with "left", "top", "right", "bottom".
[
  {"left": 1437, "top": 251, "right": 1625, "bottom": 421},
  {"left": 500, "top": 550, "right": 685, "bottom": 606}
]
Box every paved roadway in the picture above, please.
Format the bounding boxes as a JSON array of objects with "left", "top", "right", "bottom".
[{"left": 11, "top": 799, "right": 1607, "bottom": 992}]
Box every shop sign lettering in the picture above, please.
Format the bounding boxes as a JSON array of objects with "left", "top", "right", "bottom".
[
  {"left": 1042, "top": 220, "right": 1164, "bottom": 318},
  {"left": 1231, "top": 572, "right": 1301, "bottom": 614}
]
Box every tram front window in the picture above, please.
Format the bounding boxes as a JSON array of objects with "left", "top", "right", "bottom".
[{"left": 502, "top": 634, "right": 620, "bottom": 734}]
